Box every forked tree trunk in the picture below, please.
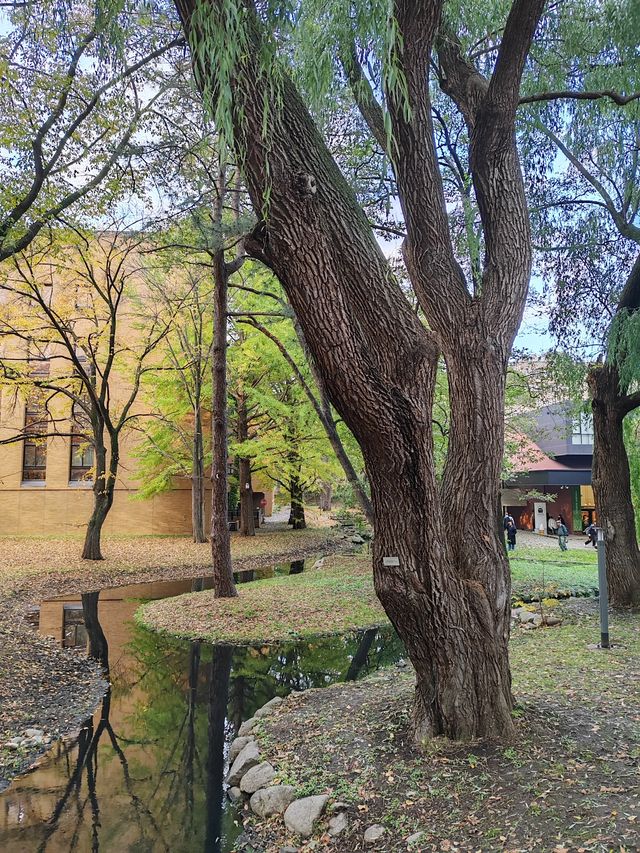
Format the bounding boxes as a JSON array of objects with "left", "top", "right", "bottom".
[
  {"left": 192, "top": 406, "right": 207, "bottom": 543},
  {"left": 589, "top": 364, "right": 640, "bottom": 606},
  {"left": 211, "top": 245, "right": 237, "bottom": 598},
  {"left": 175, "top": 0, "right": 543, "bottom": 740}
]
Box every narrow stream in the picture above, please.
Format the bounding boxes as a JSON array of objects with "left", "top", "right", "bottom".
[{"left": 0, "top": 558, "right": 402, "bottom": 852}]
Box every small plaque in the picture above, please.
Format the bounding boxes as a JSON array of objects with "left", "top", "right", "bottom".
[{"left": 382, "top": 556, "right": 400, "bottom": 567}]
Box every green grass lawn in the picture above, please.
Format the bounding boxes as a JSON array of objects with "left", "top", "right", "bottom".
[
  {"left": 509, "top": 545, "right": 598, "bottom": 601},
  {"left": 137, "top": 555, "right": 388, "bottom": 644}
]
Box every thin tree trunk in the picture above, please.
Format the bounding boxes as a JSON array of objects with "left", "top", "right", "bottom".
[
  {"left": 192, "top": 405, "right": 207, "bottom": 543},
  {"left": 589, "top": 364, "right": 640, "bottom": 606},
  {"left": 319, "top": 480, "right": 332, "bottom": 512},
  {"left": 81, "top": 591, "right": 109, "bottom": 671},
  {"left": 211, "top": 243, "right": 237, "bottom": 597},
  {"left": 237, "top": 392, "right": 255, "bottom": 536},
  {"left": 82, "top": 433, "right": 117, "bottom": 561},
  {"left": 345, "top": 628, "right": 376, "bottom": 681},
  {"left": 289, "top": 473, "right": 306, "bottom": 529},
  {"left": 294, "top": 318, "right": 374, "bottom": 524}
]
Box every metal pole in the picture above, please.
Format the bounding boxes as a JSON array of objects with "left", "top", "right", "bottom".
[{"left": 597, "top": 527, "right": 609, "bottom": 649}]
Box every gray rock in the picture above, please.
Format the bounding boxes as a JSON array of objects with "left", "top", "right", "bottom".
[
  {"left": 254, "top": 696, "right": 284, "bottom": 719},
  {"left": 329, "top": 801, "right": 350, "bottom": 812},
  {"left": 280, "top": 848, "right": 299, "bottom": 853},
  {"left": 225, "top": 741, "right": 260, "bottom": 787},
  {"left": 227, "top": 786, "right": 243, "bottom": 804},
  {"left": 4, "top": 739, "right": 22, "bottom": 750},
  {"left": 328, "top": 812, "right": 348, "bottom": 837},
  {"left": 364, "top": 824, "right": 386, "bottom": 844},
  {"left": 30, "top": 735, "right": 46, "bottom": 746},
  {"left": 350, "top": 534, "right": 365, "bottom": 544},
  {"left": 312, "top": 558, "right": 325, "bottom": 570},
  {"left": 532, "top": 614, "right": 543, "bottom": 626},
  {"left": 24, "top": 728, "right": 44, "bottom": 738},
  {"left": 407, "top": 831, "right": 424, "bottom": 846},
  {"left": 518, "top": 610, "right": 536, "bottom": 624},
  {"left": 284, "top": 795, "right": 329, "bottom": 837},
  {"left": 238, "top": 717, "right": 257, "bottom": 737},
  {"left": 229, "top": 735, "right": 254, "bottom": 763},
  {"left": 240, "top": 761, "right": 276, "bottom": 794},
  {"left": 544, "top": 616, "right": 562, "bottom": 627},
  {"left": 249, "top": 785, "right": 296, "bottom": 818}
]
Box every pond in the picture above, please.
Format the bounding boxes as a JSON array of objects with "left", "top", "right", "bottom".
[{"left": 0, "top": 558, "right": 403, "bottom": 852}]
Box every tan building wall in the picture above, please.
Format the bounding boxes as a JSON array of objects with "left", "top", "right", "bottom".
[{"left": 0, "top": 237, "right": 273, "bottom": 536}]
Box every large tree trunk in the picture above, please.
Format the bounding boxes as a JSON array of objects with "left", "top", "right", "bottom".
[
  {"left": 192, "top": 405, "right": 207, "bottom": 543},
  {"left": 237, "top": 392, "right": 255, "bottom": 537},
  {"left": 175, "top": 0, "right": 543, "bottom": 740},
  {"left": 589, "top": 364, "right": 640, "bottom": 606},
  {"left": 82, "top": 436, "right": 116, "bottom": 561},
  {"left": 211, "top": 244, "right": 237, "bottom": 598}
]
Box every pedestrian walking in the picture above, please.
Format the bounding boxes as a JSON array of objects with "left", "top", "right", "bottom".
[
  {"left": 506, "top": 520, "right": 517, "bottom": 551},
  {"left": 548, "top": 516, "right": 558, "bottom": 536},
  {"left": 584, "top": 522, "right": 597, "bottom": 548},
  {"left": 557, "top": 518, "right": 569, "bottom": 551}
]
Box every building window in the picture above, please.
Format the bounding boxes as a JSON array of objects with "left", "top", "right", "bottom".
[
  {"left": 571, "top": 413, "right": 594, "bottom": 446},
  {"left": 22, "top": 397, "right": 48, "bottom": 481},
  {"left": 69, "top": 403, "right": 94, "bottom": 482}
]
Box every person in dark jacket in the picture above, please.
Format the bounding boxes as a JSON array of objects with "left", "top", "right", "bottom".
[
  {"left": 584, "top": 522, "right": 598, "bottom": 548},
  {"left": 506, "top": 520, "right": 517, "bottom": 551},
  {"left": 557, "top": 518, "right": 569, "bottom": 551}
]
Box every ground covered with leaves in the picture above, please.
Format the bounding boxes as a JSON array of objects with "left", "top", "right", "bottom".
[
  {"left": 0, "top": 523, "right": 340, "bottom": 790},
  {"left": 240, "top": 603, "right": 640, "bottom": 853},
  {"left": 137, "top": 554, "right": 387, "bottom": 643}
]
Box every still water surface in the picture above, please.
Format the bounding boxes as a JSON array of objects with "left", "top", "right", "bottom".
[{"left": 0, "top": 559, "right": 402, "bottom": 852}]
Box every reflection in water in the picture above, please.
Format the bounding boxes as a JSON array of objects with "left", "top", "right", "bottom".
[{"left": 0, "top": 560, "right": 403, "bottom": 853}]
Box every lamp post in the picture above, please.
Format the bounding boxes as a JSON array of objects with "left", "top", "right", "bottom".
[{"left": 596, "top": 526, "right": 610, "bottom": 649}]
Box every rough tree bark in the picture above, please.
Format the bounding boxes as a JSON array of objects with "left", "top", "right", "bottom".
[
  {"left": 588, "top": 364, "right": 640, "bottom": 606},
  {"left": 211, "top": 242, "right": 237, "bottom": 597},
  {"left": 236, "top": 391, "right": 256, "bottom": 536},
  {"left": 176, "top": 0, "right": 546, "bottom": 740}
]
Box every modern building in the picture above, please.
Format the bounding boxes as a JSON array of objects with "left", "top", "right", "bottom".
[{"left": 502, "top": 402, "right": 595, "bottom": 534}]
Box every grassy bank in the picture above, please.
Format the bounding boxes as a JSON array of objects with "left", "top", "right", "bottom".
[
  {"left": 139, "top": 544, "right": 601, "bottom": 646},
  {"left": 510, "top": 545, "right": 598, "bottom": 600},
  {"left": 137, "top": 555, "right": 388, "bottom": 644},
  {"left": 244, "top": 606, "right": 640, "bottom": 852}
]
